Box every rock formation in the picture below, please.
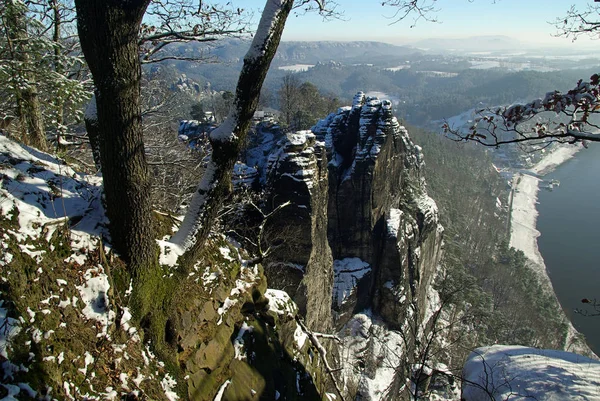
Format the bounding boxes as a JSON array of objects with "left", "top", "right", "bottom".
[
  {"left": 263, "top": 132, "right": 334, "bottom": 332},
  {"left": 261, "top": 92, "right": 443, "bottom": 334}
]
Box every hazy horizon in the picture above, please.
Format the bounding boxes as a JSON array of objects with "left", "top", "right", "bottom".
[{"left": 239, "top": 0, "right": 599, "bottom": 50}]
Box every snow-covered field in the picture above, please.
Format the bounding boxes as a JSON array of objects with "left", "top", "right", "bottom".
[
  {"left": 277, "top": 64, "right": 314, "bottom": 72},
  {"left": 384, "top": 65, "right": 411, "bottom": 72},
  {"left": 470, "top": 59, "right": 557, "bottom": 72}
]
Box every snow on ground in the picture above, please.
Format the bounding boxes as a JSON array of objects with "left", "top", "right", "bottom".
[
  {"left": 157, "top": 238, "right": 184, "bottom": 267},
  {"left": 0, "top": 134, "right": 179, "bottom": 400},
  {"left": 469, "top": 59, "right": 557, "bottom": 72},
  {"left": 233, "top": 322, "right": 254, "bottom": 360},
  {"left": 463, "top": 345, "right": 600, "bottom": 401},
  {"left": 0, "top": 300, "right": 20, "bottom": 359},
  {"left": 440, "top": 108, "right": 481, "bottom": 134},
  {"left": 76, "top": 265, "right": 115, "bottom": 338},
  {"left": 216, "top": 261, "right": 261, "bottom": 325},
  {"left": 384, "top": 65, "right": 411, "bottom": 72},
  {"left": 509, "top": 173, "right": 545, "bottom": 273},
  {"left": 264, "top": 289, "right": 297, "bottom": 319},
  {"left": 264, "top": 289, "right": 309, "bottom": 353},
  {"left": 0, "top": 134, "right": 107, "bottom": 263},
  {"left": 529, "top": 143, "right": 582, "bottom": 175}
]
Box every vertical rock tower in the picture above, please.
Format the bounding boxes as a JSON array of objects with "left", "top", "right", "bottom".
[{"left": 264, "top": 92, "right": 443, "bottom": 332}]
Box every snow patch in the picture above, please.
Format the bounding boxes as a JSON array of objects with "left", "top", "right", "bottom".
[
  {"left": 387, "top": 208, "right": 402, "bottom": 237},
  {"left": 76, "top": 265, "right": 115, "bottom": 337},
  {"left": 157, "top": 239, "right": 183, "bottom": 267},
  {"left": 233, "top": 322, "right": 254, "bottom": 360},
  {"left": 0, "top": 300, "right": 21, "bottom": 358},
  {"left": 463, "top": 345, "right": 600, "bottom": 401},
  {"left": 213, "top": 380, "right": 231, "bottom": 401},
  {"left": 160, "top": 373, "right": 179, "bottom": 401},
  {"left": 332, "top": 258, "right": 371, "bottom": 307},
  {"left": 264, "top": 289, "right": 297, "bottom": 318}
]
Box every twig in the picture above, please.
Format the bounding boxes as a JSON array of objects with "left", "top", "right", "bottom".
[{"left": 296, "top": 316, "right": 346, "bottom": 401}]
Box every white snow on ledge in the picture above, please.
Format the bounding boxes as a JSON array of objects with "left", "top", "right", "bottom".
[
  {"left": 333, "top": 258, "right": 371, "bottom": 307},
  {"left": 387, "top": 208, "right": 402, "bottom": 237},
  {"left": 462, "top": 345, "right": 600, "bottom": 401}
]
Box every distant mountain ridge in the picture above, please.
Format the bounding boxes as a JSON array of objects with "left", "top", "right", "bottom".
[
  {"left": 273, "top": 40, "right": 420, "bottom": 63},
  {"left": 176, "top": 39, "right": 421, "bottom": 65}
]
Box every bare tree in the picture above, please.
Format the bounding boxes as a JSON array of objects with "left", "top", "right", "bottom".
[
  {"left": 553, "top": 3, "right": 600, "bottom": 41},
  {"left": 381, "top": 0, "right": 439, "bottom": 26},
  {"left": 139, "top": 0, "right": 250, "bottom": 64},
  {"left": 444, "top": 74, "right": 600, "bottom": 148},
  {"left": 278, "top": 73, "right": 301, "bottom": 128}
]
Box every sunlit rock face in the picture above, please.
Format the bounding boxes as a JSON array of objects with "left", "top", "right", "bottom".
[
  {"left": 312, "top": 92, "right": 444, "bottom": 327},
  {"left": 260, "top": 93, "right": 443, "bottom": 335},
  {"left": 263, "top": 131, "right": 334, "bottom": 332}
]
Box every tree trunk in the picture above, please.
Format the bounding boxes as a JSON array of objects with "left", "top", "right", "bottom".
[
  {"left": 75, "top": 0, "right": 156, "bottom": 275},
  {"left": 50, "top": 0, "right": 65, "bottom": 145},
  {"left": 3, "top": 0, "right": 47, "bottom": 150},
  {"left": 172, "top": 0, "right": 295, "bottom": 261}
]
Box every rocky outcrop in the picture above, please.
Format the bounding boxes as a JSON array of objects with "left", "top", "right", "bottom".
[
  {"left": 258, "top": 93, "right": 443, "bottom": 330},
  {"left": 168, "top": 240, "right": 327, "bottom": 401},
  {"left": 311, "top": 92, "right": 444, "bottom": 327},
  {"left": 263, "top": 132, "right": 333, "bottom": 332},
  {"left": 246, "top": 93, "right": 444, "bottom": 400}
]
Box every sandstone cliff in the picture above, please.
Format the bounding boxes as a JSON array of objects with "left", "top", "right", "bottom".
[{"left": 261, "top": 93, "right": 443, "bottom": 332}]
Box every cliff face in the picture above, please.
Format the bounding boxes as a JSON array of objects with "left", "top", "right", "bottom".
[
  {"left": 263, "top": 132, "right": 333, "bottom": 332},
  {"left": 231, "top": 92, "right": 445, "bottom": 400},
  {"left": 262, "top": 92, "right": 443, "bottom": 332},
  {"left": 0, "top": 91, "right": 443, "bottom": 401}
]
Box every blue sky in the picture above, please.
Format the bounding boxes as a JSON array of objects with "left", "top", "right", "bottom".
[{"left": 237, "top": 0, "right": 598, "bottom": 47}]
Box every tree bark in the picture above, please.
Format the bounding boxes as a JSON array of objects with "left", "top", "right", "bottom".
[
  {"left": 172, "top": 0, "right": 296, "bottom": 261},
  {"left": 75, "top": 0, "right": 156, "bottom": 274}
]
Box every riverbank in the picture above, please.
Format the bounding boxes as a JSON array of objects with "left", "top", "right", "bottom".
[
  {"left": 530, "top": 144, "right": 582, "bottom": 176},
  {"left": 508, "top": 143, "right": 595, "bottom": 357}
]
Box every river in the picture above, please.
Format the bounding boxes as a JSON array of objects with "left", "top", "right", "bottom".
[{"left": 536, "top": 143, "right": 600, "bottom": 355}]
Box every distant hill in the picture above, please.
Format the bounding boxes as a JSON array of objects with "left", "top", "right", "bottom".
[
  {"left": 173, "top": 39, "right": 421, "bottom": 66},
  {"left": 411, "top": 35, "right": 530, "bottom": 53},
  {"left": 273, "top": 41, "right": 420, "bottom": 64}
]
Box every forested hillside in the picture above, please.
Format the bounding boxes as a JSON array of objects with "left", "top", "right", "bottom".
[{"left": 409, "top": 128, "right": 575, "bottom": 365}]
